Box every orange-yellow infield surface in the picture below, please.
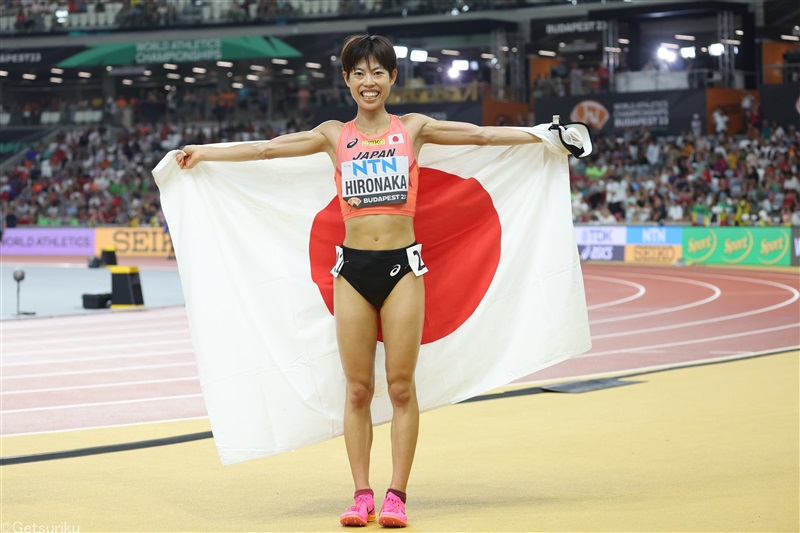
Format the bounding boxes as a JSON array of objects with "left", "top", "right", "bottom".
[{"left": 2, "top": 350, "right": 798, "bottom": 532}]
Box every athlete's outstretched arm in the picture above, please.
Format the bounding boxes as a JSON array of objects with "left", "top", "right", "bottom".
[
  {"left": 408, "top": 113, "right": 542, "bottom": 147},
  {"left": 177, "top": 121, "right": 339, "bottom": 169}
]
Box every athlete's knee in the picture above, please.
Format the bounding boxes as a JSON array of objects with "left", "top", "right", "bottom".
[
  {"left": 387, "top": 378, "right": 415, "bottom": 409},
  {"left": 346, "top": 381, "right": 374, "bottom": 409}
]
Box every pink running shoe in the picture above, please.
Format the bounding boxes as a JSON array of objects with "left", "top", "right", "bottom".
[
  {"left": 339, "top": 493, "right": 376, "bottom": 527},
  {"left": 378, "top": 493, "right": 408, "bottom": 528}
]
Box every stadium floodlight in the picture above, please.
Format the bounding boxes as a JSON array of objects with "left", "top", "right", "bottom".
[
  {"left": 452, "top": 59, "right": 469, "bottom": 71},
  {"left": 393, "top": 46, "right": 408, "bottom": 59},
  {"left": 657, "top": 46, "right": 677, "bottom": 62},
  {"left": 448, "top": 67, "right": 460, "bottom": 79},
  {"left": 680, "top": 46, "right": 696, "bottom": 59},
  {"left": 409, "top": 50, "right": 428, "bottom": 62},
  {"left": 217, "top": 61, "right": 233, "bottom": 68},
  {"left": 708, "top": 43, "right": 725, "bottom": 56}
]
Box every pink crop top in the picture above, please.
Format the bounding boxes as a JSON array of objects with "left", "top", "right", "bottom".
[{"left": 334, "top": 115, "right": 419, "bottom": 221}]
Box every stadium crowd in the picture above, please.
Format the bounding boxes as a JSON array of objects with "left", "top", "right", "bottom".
[
  {"left": 2, "top": 0, "right": 499, "bottom": 32},
  {"left": 1, "top": 97, "right": 798, "bottom": 229},
  {"left": 568, "top": 117, "right": 800, "bottom": 227}
]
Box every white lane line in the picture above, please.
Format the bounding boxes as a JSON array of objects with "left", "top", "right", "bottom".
[
  {"left": 589, "top": 274, "right": 721, "bottom": 325},
  {"left": 0, "top": 415, "right": 209, "bottom": 438},
  {"left": 592, "top": 276, "right": 799, "bottom": 340},
  {"left": 585, "top": 323, "right": 800, "bottom": 357},
  {"left": 2, "top": 338, "right": 192, "bottom": 357},
  {"left": 0, "top": 312, "right": 188, "bottom": 335},
  {"left": 0, "top": 376, "right": 199, "bottom": 395},
  {"left": 585, "top": 276, "right": 646, "bottom": 310},
  {"left": 1, "top": 323, "right": 190, "bottom": 346},
  {"left": 513, "top": 345, "right": 800, "bottom": 387},
  {"left": 0, "top": 393, "right": 204, "bottom": 414},
  {"left": 1, "top": 361, "right": 196, "bottom": 380},
  {"left": 1, "top": 348, "right": 193, "bottom": 368}
]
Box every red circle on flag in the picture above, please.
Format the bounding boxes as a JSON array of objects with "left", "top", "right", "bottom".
[{"left": 309, "top": 168, "right": 501, "bottom": 344}]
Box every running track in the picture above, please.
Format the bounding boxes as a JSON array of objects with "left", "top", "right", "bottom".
[{"left": 2, "top": 263, "right": 798, "bottom": 436}]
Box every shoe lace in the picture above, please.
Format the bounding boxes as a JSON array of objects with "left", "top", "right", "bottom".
[
  {"left": 383, "top": 495, "right": 404, "bottom": 513},
  {"left": 350, "top": 495, "right": 373, "bottom": 513}
]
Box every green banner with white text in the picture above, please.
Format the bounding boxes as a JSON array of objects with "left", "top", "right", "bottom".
[{"left": 682, "top": 227, "right": 792, "bottom": 266}]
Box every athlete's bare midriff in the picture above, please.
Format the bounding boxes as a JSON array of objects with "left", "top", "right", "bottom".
[{"left": 343, "top": 214, "right": 415, "bottom": 250}]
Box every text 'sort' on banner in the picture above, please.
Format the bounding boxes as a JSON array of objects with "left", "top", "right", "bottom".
[{"left": 683, "top": 227, "right": 792, "bottom": 266}]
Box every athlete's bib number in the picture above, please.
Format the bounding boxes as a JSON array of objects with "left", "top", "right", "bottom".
[
  {"left": 331, "top": 246, "right": 344, "bottom": 277},
  {"left": 406, "top": 243, "right": 428, "bottom": 277}
]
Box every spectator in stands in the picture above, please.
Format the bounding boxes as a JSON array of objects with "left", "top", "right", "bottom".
[
  {"left": 651, "top": 193, "right": 667, "bottom": 224},
  {"left": 712, "top": 105, "right": 729, "bottom": 138},
  {"left": 596, "top": 61, "right": 609, "bottom": 93},
  {"left": 605, "top": 171, "right": 627, "bottom": 220},
  {"left": 691, "top": 113, "right": 703, "bottom": 138}
]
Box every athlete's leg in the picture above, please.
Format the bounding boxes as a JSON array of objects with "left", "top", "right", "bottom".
[
  {"left": 379, "top": 273, "right": 425, "bottom": 493},
  {"left": 335, "top": 275, "right": 379, "bottom": 490}
]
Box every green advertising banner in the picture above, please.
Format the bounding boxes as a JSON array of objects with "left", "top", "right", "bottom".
[
  {"left": 683, "top": 227, "right": 792, "bottom": 266},
  {"left": 58, "top": 36, "right": 300, "bottom": 67}
]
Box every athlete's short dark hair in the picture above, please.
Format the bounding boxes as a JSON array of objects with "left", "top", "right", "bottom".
[{"left": 340, "top": 34, "right": 397, "bottom": 77}]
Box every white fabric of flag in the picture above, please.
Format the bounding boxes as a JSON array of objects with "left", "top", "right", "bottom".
[{"left": 152, "top": 124, "right": 591, "bottom": 465}]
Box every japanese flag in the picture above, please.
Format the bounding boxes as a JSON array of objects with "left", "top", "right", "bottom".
[
  {"left": 388, "top": 133, "right": 404, "bottom": 144},
  {"left": 153, "top": 125, "right": 590, "bottom": 465}
]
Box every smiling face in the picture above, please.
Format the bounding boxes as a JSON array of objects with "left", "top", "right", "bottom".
[
  {"left": 339, "top": 34, "right": 398, "bottom": 112},
  {"left": 343, "top": 57, "right": 397, "bottom": 110}
]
